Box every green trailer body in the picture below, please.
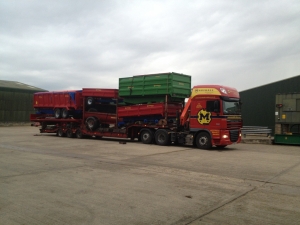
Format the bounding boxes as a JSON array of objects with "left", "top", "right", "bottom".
[
  {"left": 121, "top": 96, "right": 186, "bottom": 104},
  {"left": 119, "top": 72, "right": 191, "bottom": 100}
]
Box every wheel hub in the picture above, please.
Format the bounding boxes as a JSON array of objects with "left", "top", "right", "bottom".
[
  {"left": 143, "top": 133, "right": 150, "bottom": 140},
  {"left": 199, "top": 136, "right": 208, "bottom": 145}
]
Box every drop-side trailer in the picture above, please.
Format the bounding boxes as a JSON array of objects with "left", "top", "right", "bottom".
[{"left": 30, "top": 73, "right": 242, "bottom": 149}]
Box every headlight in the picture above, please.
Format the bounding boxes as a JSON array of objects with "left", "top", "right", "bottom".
[{"left": 222, "top": 135, "right": 228, "bottom": 139}]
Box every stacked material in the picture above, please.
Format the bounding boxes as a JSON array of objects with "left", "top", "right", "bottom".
[{"left": 118, "top": 72, "right": 191, "bottom": 120}]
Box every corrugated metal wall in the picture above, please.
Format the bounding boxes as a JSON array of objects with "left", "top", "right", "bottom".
[
  {"left": 0, "top": 89, "right": 36, "bottom": 123},
  {"left": 240, "top": 75, "right": 300, "bottom": 133}
]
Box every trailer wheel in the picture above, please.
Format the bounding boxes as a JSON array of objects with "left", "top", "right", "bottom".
[
  {"left": 76, "top": 129, "right": 83, "bottom": 139},
  {"left": 62, "top": 108, "right": 69, "bottom": 118},
  {"left": 57, "top": 128, "right": 64, "bottom": 137},
  {"left": 66, "top": 129, "right": 74, "bottom": 138},
  {"left": 140, "top": 129, "right": 154, "bottom": 144},
  {"left": 86, "top": 97, "right": 94, "bottom": 106},
  {"left": 54, "top": 108, "right": 61, "bottom": 119},
  {"left": 86, "top": 117, "right": 98, "bottom": 130},
  {"left": 155, "top": 129, "right": 170, "bottom": 146},
  {"left": 41, "top": 122, "right": 47, "bottom": 130},
  {"left": 195, "top": 132, "right": 212, "bottom": 149}
]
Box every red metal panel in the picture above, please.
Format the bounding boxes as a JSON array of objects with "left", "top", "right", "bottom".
[
  {"left": 75, "top": 91, "right": 83, "bottom": 109},
  {"left": 118, "top": 103, "right": 183, "bottom": 118},
  {"left": 30, "top": 114, "right": 81, "bottom": 122},
  {"left": 166, "top": 103, "right": 184, "bottom": 117},
  {"left": 82, "top": 88, "right": 119, "bottom": 98},
  {"left": 33, "top": 90, "right": 83, "bottom": 110},
  {"left": 82, "top": 130, "right": 128, "bottom": 138},
  {"left": 33, "top": 92, "right": 54, "bottom": 108}
]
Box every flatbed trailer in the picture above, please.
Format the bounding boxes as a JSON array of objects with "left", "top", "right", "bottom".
[
  {"left": 30, "top": 110, "right": 183, "bottom": 146},
  {"left": 30, "top": 73, "right": 242, "bottom": 149}
]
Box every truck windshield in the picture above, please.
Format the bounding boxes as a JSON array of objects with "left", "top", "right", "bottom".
[{"left": 223, "top": 100, "right": 241, "bottom": 115}]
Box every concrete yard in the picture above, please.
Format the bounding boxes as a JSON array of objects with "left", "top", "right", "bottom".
[{"left": 0, "top": 126, "right": 300, "bottom": 225}]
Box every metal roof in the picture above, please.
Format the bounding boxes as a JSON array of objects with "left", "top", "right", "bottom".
[
  {"left": 240, "top": 74, "right": 300, "bottom": 92},
  {"left": 0, "top": 80, "right": 47, "bottom": 92}
]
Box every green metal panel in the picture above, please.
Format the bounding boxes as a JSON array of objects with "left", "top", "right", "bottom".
[
  {"left": 0, "top": 89, "right": 36, "bottom": 122},
  {"left": 0, "top": 111, "right": 4, "bottom": 121},
  {"left": 18, "top": 111, "right": 27, "bottom": 121},
  {"left": 4, "top": 110, "right": 12, "bottom": 121},
  {"left": 121, "top": 96, "right": 185, "bottom": 104},
  {"left": 119, "top": 72, "right": 191, "bottom": 98},
  {"left": 0, "top": 99, "right": 4, "bottom": 110},
  {"left": 274, "top": 134, "right": 300, "bottom": 145}
]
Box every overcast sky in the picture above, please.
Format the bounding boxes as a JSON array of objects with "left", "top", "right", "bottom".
[{"left": 1, "top": 0, "right": 299, "bottom": 92}]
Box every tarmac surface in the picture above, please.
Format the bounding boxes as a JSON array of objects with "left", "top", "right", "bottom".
[{"left": 0, "top": 126, "right": 300, "bottom": 225}]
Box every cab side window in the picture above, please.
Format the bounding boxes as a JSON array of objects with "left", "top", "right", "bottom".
[
  {"left": 206, "top": 101, "right": 215, "bottom": 112},
  {"left": 206, "top": 100, "right": 220, "bottom": 113}
]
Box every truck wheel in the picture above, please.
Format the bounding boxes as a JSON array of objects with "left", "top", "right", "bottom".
[
  {"left": 57, "top": 128, "right": 64, "bottom": 137},
  {"left": 62, "top": 108, "right": 69, "bottom": 118},
  {"left": 76, "top": 129, "right": 83, "bottom": 139},
  {"left": 54, "top": 108, "right": 61, "bottom": 119},
  {"left": 155, "top": 129, "right": 170, "bottom": 146},
  {"left": 195, "top": 132, "right": 212, "bottom": 149},
  {"left": 140, "top": 129, "right": 154, "bottom": 144},
  {"left": 86, "top": 97, "right": 94, "bottom": 106},
  {"left": 66, "top": 129, "right": 73, "bottom": 138},
  {"left": 86, "top": 117, "right": 98, "bottom": 130}
]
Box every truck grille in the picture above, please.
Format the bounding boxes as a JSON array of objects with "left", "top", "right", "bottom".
[
  {"left": 227, "top": 120, "right": 242, "bottom": 129},
  {"left": 229, "top": 130, "right": 239, "bottom": 142}
]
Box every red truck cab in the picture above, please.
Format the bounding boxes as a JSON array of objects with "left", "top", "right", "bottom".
[{"left": 181, "top": 85, "right": 242, "bottom": 149}]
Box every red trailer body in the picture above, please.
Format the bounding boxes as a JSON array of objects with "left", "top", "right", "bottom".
[
  {"left": 118, "top": 103, "right": 182, "bottom": 118},
  {"left": 34, "top": 90, "right": 83, "bottom": 110},
  {"left": 82, "top": 88, "right": 119, "bottom": 98}
]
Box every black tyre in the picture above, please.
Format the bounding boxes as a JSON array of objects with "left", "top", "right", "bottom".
[
  {"left": 54, "top": 108, "right": 61, "bottom": 119},
  {"left": 62, "top": 108, "right": 69, "bottom": 118},
  {"left": 86, "top": 97, "right": 94, "bottom": 106},
  {"left": 57, "top": 128, "right": 64, "bottom": 137},
  {"left": 41, "top": 122, "right": 47, "bottom": 130},
  {"left": 155, "top": 129, "right": 170, "bottom": 146},
  {"left": 140, "top": 129, "right": 154, "bottom": 144},
  {"left": 195, "top": 132, "right": 212, "bottom": 149},
  {"left": 76, "top": 129, "right": 83, "bottom": 139},
  {"left": 66, "top": 129, "right": 74, "bottom": 138},
  {"left": 86, "top": 117, "right": 98, "bottom": 130}
]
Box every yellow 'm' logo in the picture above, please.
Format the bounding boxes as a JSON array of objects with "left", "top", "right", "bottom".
[{"left": 197, "top": 109, "right": 211, "bottom": 125}]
